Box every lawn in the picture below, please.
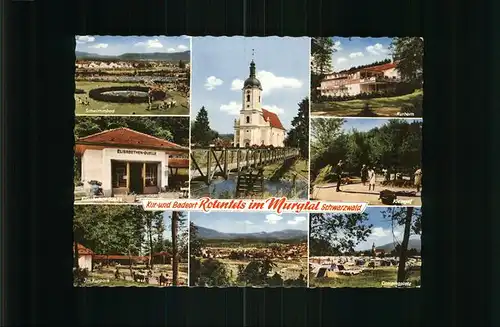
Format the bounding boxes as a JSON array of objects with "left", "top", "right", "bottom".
[
  {"left": 309, "top": 267, "right": 421, "bottom": 288},
  {"left": 311, "top": 89, "right": 423, "bottom": 117},
  {"left": 75, "top": 81, "right": 189, "bottom": 116}
]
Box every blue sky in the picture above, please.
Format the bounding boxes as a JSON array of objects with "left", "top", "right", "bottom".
[
  {"left": 329, "top": 37, "right": 393, "bottom": 72},
  {"left": 355, "top": 207, "right": 421, "bottom": 251},
  {"left": 342, "top": 118, "right": 423, "bottom": 133},
  {"left": 190, "top": 212, "right": 308, "bottom": 234},
  {"left": 162, "top": 211, "right": 188, "bottom": 241},
  {"left": 191, "top": 37, "right": 310, "bottom": 134},
  {"left": 75, "top": 35, "right": 191, "bottom": 56}
]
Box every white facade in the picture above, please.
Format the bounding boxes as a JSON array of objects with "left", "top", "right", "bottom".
[
  {"left": 318, "top": 62, "right": 401, "bottom": 97},
  {"left": 80, "top": 147, "right": 169, "bottom": 196},
  {"left": 234, "top": 60, "right": 286, "bottom": 147},
  {"left": 78, "top": 254, "right": 93, "bottom": 271}
]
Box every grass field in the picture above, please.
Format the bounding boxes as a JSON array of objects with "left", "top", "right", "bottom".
[
  {"left": 75, "top": 81, "right": 189, "bottom": 116},
  {"left": 262, "top": 158, "right": 309, "bottom": 181},
  {"left": 309, "top": 266, "right": 420, "bottom": 288},
  {"left": 311, "top": 89, "right": 423, "bottom": 117}
]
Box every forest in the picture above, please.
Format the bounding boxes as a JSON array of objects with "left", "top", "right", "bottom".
[{"left": 310, "top": 118, "right": 422, "bottom": 184}]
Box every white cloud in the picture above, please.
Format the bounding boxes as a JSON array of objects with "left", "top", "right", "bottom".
[
  {"left": 287, "top": 216, "right": 307, "bottom": 225},
  {"left": 230, "top": 70, "right": 303, "bottom": 95},
  {"left": 371, "top": 227, "right": 389, "bottom": 238},
  {"left": 134, "top": 39, "right": 163, "bottom": 49},
  {"left": 231, "top": 79, "right": 244, "bottom": 90},
  {"left": 333, "top": 41, "right": 342, "bottom": 51},
  {"left": 349, "top": 52, "right": 364, "bottom": 58},
  {"left": 220, "top": 102, "right": 241, "bottom": 115},
  {"left": 262, "top": 105, "right": 284, "bottom": 115},
  {"left": 76, "top": 35, "right": 95, "bottom": 44},
  {"left": 219, "top": 102, "right": 284, "bottom": 115},
  {"left": 89, "top": 43, "right": 108, "bottom": 49},
  {"left": 204, "top": 76, "right": 223, "bottom": 91},
  {"left": 244, "top": 220, "right": 254, "bottom": 225},
  {"left": 264, "top": 214, "right": 283, "bottom": 224},
  {"left": 182, "top": 35, "right": 191, "bottom": 39},
  {"left": 166, "top": 48, "right": 176, "bottom": 53},
  {"left": 337, "top": 57, "right": 347, "bottom": 64},
  {"left": 366, "top": 43, "right": 388, "bottom": 55},
  {"left": 177, "top": 44, "right": 188, "bottom": 51}
]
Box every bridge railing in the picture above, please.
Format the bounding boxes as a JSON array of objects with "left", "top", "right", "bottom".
[{"left": 189, "top": 147, "right": 300, "bottom": 184}]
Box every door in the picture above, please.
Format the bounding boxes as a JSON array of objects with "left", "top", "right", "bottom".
[{"left": 129, "top": 162, "right": 144, "bottom": 194}]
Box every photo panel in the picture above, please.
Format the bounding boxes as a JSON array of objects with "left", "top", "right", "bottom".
[
  {"left": 73, "top": 205, "right": 189, "bottom": 287},
  {"left": 310, "top": 117, "right": 423, "bottom": 206},
  {"left": 189, "top": 211, "right": 309, "bottom": 287},
  {"left": 309, "top": 206, "right": 421, "bottom": 288},
  {"left": 310, "top": 37, "right": 423, "bottom": 118},
  {"left": 74, "top": 116, "right": 190, "bottom": 204},
  {"left": 75, "top": 35, "right": 191, "bottom": 116},
  {"left": 189, "top": 36, "right": 310, "bottom": 200}
]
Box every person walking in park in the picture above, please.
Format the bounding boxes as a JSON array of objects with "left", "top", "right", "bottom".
[
  {"left": 414, "top": 167, "right": 422, "bottom": 193},
  {"left": 334, "top": 160, "right": 344, "bottom": 192},
  {"left": 361, "top": 164, "right": 368, "bottom": 186},
  {"left": 368, "top": 167, "right": 376, "bottom": 191}
]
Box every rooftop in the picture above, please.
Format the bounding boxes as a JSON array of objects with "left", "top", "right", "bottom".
[{"left": 262, "top": 109, "right": 285, "bottom": 130}]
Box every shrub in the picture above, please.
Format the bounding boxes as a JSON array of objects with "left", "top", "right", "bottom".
[{"left": 75, "top": 88, "right": 86, "bottom": 94}]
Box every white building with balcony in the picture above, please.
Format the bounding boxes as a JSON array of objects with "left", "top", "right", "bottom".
[{"left": 318, "top": 61, "right": 401, "bottom": 97}]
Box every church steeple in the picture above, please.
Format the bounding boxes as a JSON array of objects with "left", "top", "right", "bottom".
[
  {"left": 249, "top": 60, "right": 256, "bottom": 78},
  {"left": 243, "top": 49, "right": 262, "bottom": 90}
]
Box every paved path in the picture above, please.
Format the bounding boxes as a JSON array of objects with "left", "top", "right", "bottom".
[{"left": 312, "top": 182, "right": 421, "bottom": 206}]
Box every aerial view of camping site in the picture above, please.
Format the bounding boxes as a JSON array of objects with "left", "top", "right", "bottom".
[
  {"left": 75, "top": 36, "right": 190, "bottom": 116},
  {"left": 189, "top": 37, "right": 310, "bottom": 200},
  {"left": 309, "top": 206, "right": 421, "bottom": 288},
  {"left": 189, "top": 212, "right": 308, "bottom": 287},
  {"left": 73, "top": 205, "right": 189, "bottom": 287},
  {"left": 310, "top": 37, "right": 423, "bottom": 117}
]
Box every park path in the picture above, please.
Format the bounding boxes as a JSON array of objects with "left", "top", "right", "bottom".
[{"left": 312, "top": 182, "right": 422, "bottom": 206}]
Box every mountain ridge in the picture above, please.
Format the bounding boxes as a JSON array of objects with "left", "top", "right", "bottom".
[
  {"left": 194, "top": 225, "right": 307, "bottom": 241},
  {"left": 75, "top": 50, "right": 190, "bottom": 61}
]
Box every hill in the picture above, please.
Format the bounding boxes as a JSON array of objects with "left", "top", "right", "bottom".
[
  {"left": 75, "top": 50, "right": 190, "bottom": 62},
  {"left": 194, "top": 225, "right": 307, "bottom": 241},
  {"left": 376, "top": 238, "right": 421, "bottom": 252}
]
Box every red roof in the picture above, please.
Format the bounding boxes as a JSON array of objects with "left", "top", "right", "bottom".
[
  {"left": 262, "top": 109, "right": 285, "bottom": 130},
  {"left": 361, "top": 62, "right": 397, "bottom": 72},
  {"left": 74, "top": 243, "right": 94, "bottom": 255},
  {"left": 76, "top": 127, "right": 188, "bottom": 151},
  {"left": 169, "top": 158, "right": 189, "bottom": 168}
]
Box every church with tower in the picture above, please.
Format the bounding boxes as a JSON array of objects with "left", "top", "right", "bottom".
[{"left": 233, "top": 56, "right": 286, "bottom": 148}]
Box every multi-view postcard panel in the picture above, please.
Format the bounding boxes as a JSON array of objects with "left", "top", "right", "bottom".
[
  {"left": 189, "top": 37, "right": 311, "bottom": 200},
  {"left": 73, "top": 35, "right": 423, "bottom": 289}
]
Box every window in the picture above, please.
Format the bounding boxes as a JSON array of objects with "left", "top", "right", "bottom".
[
  {"left": 112, "top": 161, "right": 127, "bottom": 188},
  {"left": 246, "top": 94, "right": 250, "bottom": 102},
  {"left": 145, "top": 163, "right": 158, "bottom": 187},
  {"left": 246, "top": 116, "right": 250, "bottom": 123},
  {"left": 258, "top": 96, "right": 261, "bottom": 102}
]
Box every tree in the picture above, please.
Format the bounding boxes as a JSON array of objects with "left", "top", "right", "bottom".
[
  {"left": 309, "top": 213, "right": 373, "bottom": 255},
  {"left": 178, "top": 60, "right": 186, "bottom": 69},
  {"left": 189, "top": 222, "right": 204, "bottom": 257},
  {"left": 390, "top": 37, "right": 424, "bottom": 87},
  {"left": 191, "top": 107, "right": 214, "bottom": 146},
  {"left": 171, "top": 211, "right": 180, "bottom": 286},
  {"left": 284, "top": 98, "right": 309, "bottom": 158},
  {"left": 381, "top": 207, "right": 422, "bottom": 283},
  {"left": 310, "top": 37, "right": 335, "bottom": 101}
]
